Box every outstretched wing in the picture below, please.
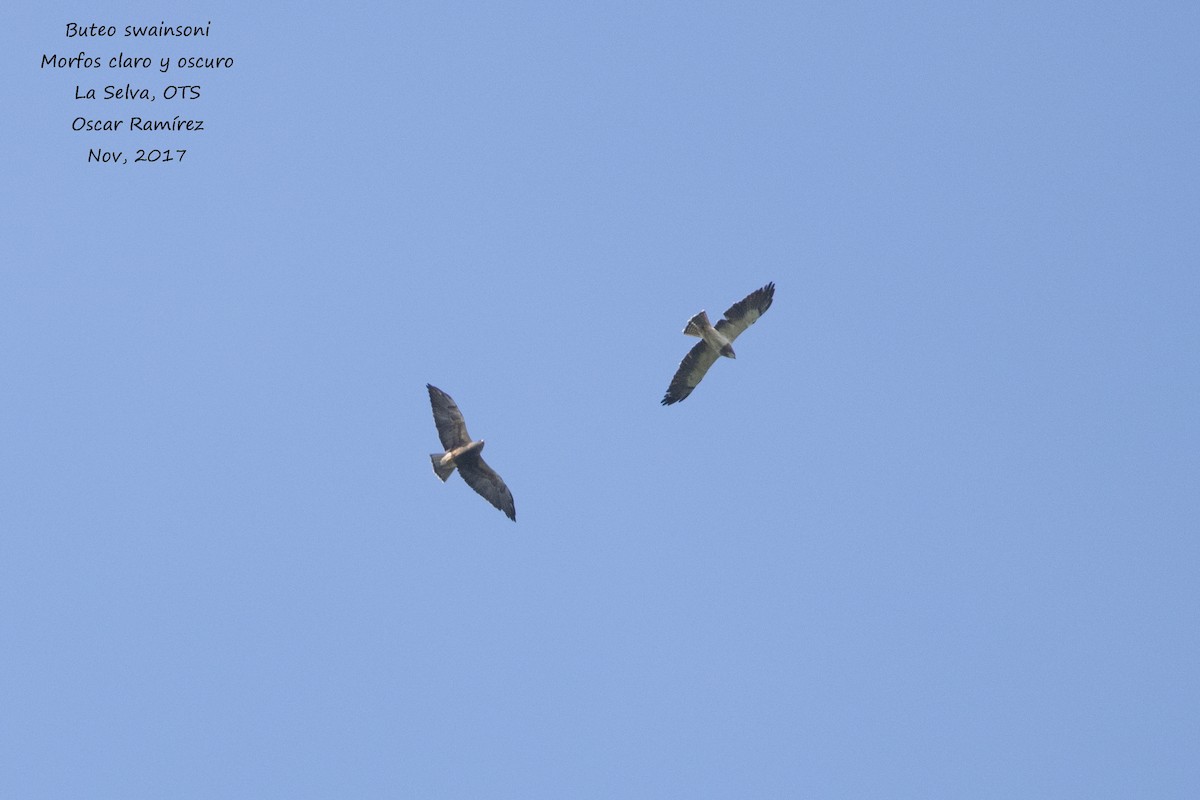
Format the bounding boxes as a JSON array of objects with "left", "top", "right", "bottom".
[
  {"left": 427, "top": 384, "right": 471, "bottom": 449},
  {"left": 715, "top": 282, "right": 775, "bottom": 342},
  {"left": 457, "top": 455, "right": 516, "bottom": 521},
  {"left": 662, "top": 339, "right": 720, "bottom": 405}
]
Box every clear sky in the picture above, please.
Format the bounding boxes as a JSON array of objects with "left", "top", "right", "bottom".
[{"left": 3, "top": 2, "right": 1198, "bottom": 797}]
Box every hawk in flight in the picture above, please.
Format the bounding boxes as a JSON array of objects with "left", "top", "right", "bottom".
[
  {"left": 662, "top": 282, "right": 775, "bottom": 405},
  {"left": 427, "top": 384, "right": 516, "bottom": 521}
]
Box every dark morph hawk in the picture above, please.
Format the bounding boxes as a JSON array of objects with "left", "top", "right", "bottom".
[
  {"left": 427, "top": 384, "right": 516, "bottom": 521},
  {"left": 661, "top": 282, "right": 775, "bottom": 405}
]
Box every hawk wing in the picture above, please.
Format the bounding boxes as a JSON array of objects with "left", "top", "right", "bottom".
[
  {"left": 427, "top": 384, "right": 471, "bottom": 449},
  {"left": 714, "top": 282, "right": 775, "bottom": 342},
  {"left": 457, "top": 454, "right": 516, "bottom": 521},
  {"left": 662, "top": 339, "right": 721, "bottom": 405}
]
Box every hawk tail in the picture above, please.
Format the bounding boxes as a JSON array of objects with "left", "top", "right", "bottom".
[
  {"left": 430, "top": 453, "right": 456, "bottom": 482},
  {"left": 683, "top": 310, "right": 711, "bottom": 337}
]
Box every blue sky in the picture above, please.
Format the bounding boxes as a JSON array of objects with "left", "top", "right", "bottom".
[{"left": 3, "top": 2, "right": 1198, "bottom": 797}]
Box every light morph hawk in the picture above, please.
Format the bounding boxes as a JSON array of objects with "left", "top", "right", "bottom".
[
  {"left": 427, "top": 384, "right": 516, "bottom": 521},
  {"left": 661, "top": 282, "right": 775, "bottom": 405}
]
